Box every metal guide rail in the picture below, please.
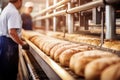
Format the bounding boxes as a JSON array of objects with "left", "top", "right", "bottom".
[
  {"left": 70, "top": 40, "right": 120, "bottom": 57},
  {"left": 24, "top": 38, "right": 84, "bottom": 80},
  {"left": 62, "top": 38, "right": 120, "bottom": 57},
  {"left": 19, "top": 47, "right": 41, "bottom": 80},
  {"left": 47, "top": 31, "right": 120, "bottom": 57}
]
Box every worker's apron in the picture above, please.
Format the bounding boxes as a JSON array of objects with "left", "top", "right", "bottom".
[{"left": 0, "top": 36, "right": 19, "bottom": 80}]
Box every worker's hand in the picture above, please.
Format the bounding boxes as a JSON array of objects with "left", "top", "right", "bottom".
[{"left": 22, "top": 43, "right": 29, "bottom": 50}]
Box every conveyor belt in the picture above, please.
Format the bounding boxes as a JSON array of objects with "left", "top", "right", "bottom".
[
  {"left": 22, "top": 37, "right": 120, "bottom": 80},
  {"left": 25, "top": 38, "right": 84, "bottom": 80},
  {"left": 26, "top": 50, "right": 49, "bottom": 80}
]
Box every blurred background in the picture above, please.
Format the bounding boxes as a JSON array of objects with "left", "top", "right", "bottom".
[{"left": 0, "top": 0, "right": 52, "bottom": 16}]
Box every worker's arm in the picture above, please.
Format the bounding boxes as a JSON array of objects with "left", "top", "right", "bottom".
[{"left": 9, "top": 28, "right": 29, "bottom": 49}]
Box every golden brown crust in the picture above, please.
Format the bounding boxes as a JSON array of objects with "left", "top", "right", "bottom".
[
  {"left": 54, "top": 44, "right": 80, "bottom": 62},
  {"left": 50, "top": 42, "right": 71, "bottom": 58},
  {"left": 45, "top": 42, "right": 60, "bottom": 55},
  {"left": 70, "top": 50, "right": 117, "bottom": 71},
  {"left": 59, "top": 46, "right": 93, "bottom": 67},
  {"left": 74, "top": 56, "right": 100, "bottom": 76},
  {"left": 85, "top": 57, "right": 120, "bottom": 80},
  {"left": 101, "top": 63, "right": 120, "bottom": 80}
]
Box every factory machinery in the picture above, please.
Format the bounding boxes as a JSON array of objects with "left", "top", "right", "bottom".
[{"left": 18, "top": 0, "right": 120, "bottom": 80}]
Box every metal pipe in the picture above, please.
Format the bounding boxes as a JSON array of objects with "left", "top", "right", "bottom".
[
  {"left": 53, "top": 0, "right": 58, "bottom": 32},
  {"left": 105, "top": 5, "right": 116, "bottom": 39},
  {"left": 45, "top": 0, "right": 50, "bottom": 31},
  {"left": 34, "top": 0, "right": 103, "bottom": 21},
  {"left": 67, "top": 0, "right": 103, "bottom": 14},
  {"left": 33, "top": 0, "right": 70, "bottom": 18},
  {"left": 34, "top": 10, "right": 66, "bottom": 21},
  {"left": 67, "top": 2, "right": 74, "bottom": 33},
  {"left": 55, "top": 4, "right": 66, "bottom": 10},
  {"left": 54, "top": 10, "right": 66, "bottom": 16},
  {"left": 100, "top": 7, "right": 105, "bottom": 47},
  {"left": 53, "top": 0, "right": 70, "bottom": 9}
]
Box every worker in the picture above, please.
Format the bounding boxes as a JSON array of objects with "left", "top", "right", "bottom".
[
  {"left": 21, "top": 1, "right": 34, "bottom": 30},
  {"left": 0, "top": 0, "right": 29, "bottom": 80}
]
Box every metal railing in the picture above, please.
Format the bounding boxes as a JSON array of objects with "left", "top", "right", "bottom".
[
  {"left": 33, "top": 0, "right": 70, "bottom": 18},
  {"left": 33, "top": 0, "right": 104, "bottom": 21}
]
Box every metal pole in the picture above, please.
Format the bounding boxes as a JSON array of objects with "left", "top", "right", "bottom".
[
  {"left": 53, "top": 0, "right": 58, "bottom": 32},
  {"left": 34, "top": 10, "right": 66, "bottom": 21},
  {"left": 79, "top": 0, "right": 84, "bottom": 27},
  {"left": 67, "top": 0, "right": 103, "bottom": 14},
  {"left": 92, "top": 7, "right": 101, "bottom": 24},
  {"left": 67, "top": 2, "right": 74, "bottom": 33},
  {"left": 100, "top": 7, "right": 105, "bottom": 47},
  {"left": 46, "top": 0, "right": 50, "bottom": 31},
  {"left": 105, "top": 5, "right": 116, "bottom": 39}
]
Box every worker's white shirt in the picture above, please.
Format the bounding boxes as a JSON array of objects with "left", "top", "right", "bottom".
[{"left": 0, "top": 3, "right": 22, "bottom": 37}]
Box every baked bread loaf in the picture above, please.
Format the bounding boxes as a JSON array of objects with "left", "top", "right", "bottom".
[
  {"left": 69, "top": 50, "right": 117, "bottom": 72},
  {"left": 45, "top": 42, "right": 61, "bottom": 55},
  {"left": 85, "top": 57, "right": 120, "bottom": 80},
  {"left": 22, "top": 30, "right": 40, "bottom": 39},
  {"left": 110, "top": 45, "right": 120, "bottom": 51},
  {"left": 70, "top": 50, "right": 118, "bottom": 77},
  {"left": 30, "top": 36, "right": 43, "bottom": 47},
  {"left": 38, "top": 38, "right": 48, "bottom": 50},
  {"left": 69, "top": 52, "right": 84, "bottom": 70},
  {"left": 90, "top": 39, "right": 100, "bottom": 46},
  {"left": 29, "top": 35, "right": 40, "bottom": 42},
  {"left": 102, "top": 40, "right": 120, "bottom": 49},
  {"left": 59, "top": 46, "right": 93, "bottom": 67},
  {"left": 74, "top": 56, "right": 100, "bottom": 76},
  {"left": 101, "top": 63, "right": 120, "bottom": 80},
  {"left": 42, "top": 40, "right": 51, "bottom": 50},
  {"left": 42, "top": 40, "right": 55, "bottom": 52},
  {"left": 54, "top": 44, "right": 80, "bottom": 62},
  {"left": 50, "top": 42, "right": 71, "bottom": 58}
]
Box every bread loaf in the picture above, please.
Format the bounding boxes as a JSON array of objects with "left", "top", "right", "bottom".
[
  {"left": 90, "top": 39, "right": 100, "bottom": 46},
  {"left": 40, "top": 38, "right": 62, "bottom": 54},
  {"left": 29, "top": 35, "right": 40, "bottom": 42},
  {"left": 38, "top": 36, "right": 54, "bottom": 50},
  {"left": 85, "top": 57, "right": 120, "bottom": 80},
  {"left": 39, "top": 38, "right": 48, "bottom": 50},
  {"left": 70, "top": 50, "right": 118, "bottom": 77},
  {"left": 110, "top": 45, "right": 120, "bottom": 51},
  {"left": 45, "top": 42, "right": 60, "bottom": 55},
  {"left": 50, "top": 42, "right": 71, "bottom": 58},
  {"left": 69, "top": 50, "right": 117, "bottom": 72},
  {"left": 69, "top": 52, "right": 84, "bottom": 71},
  {"left": 59, "top": 46, "right": 93, "bottom": 67},
  {"left": 42, "top": 40, "right": 53, "bottom": 52},
  {"left": 54, "top": 44, "right": 80, "bottom": 62},
  {"left": 101, "top": 63, "right": 120, "bottom": 80},
  {"left": 22, "top": 30, "right": 40, "bottom": 39},
  {"left": 74, "top": 56, "right": 100, "bottom": 76},
  {"left": 102, "top": 40, "right": 120, "bottom": 49},
  {"left": 42, "top": 38, "right": 57, "bottom": 52},
  {"left": 31, "top": 37, "right": 43, "bottom": 47}
]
